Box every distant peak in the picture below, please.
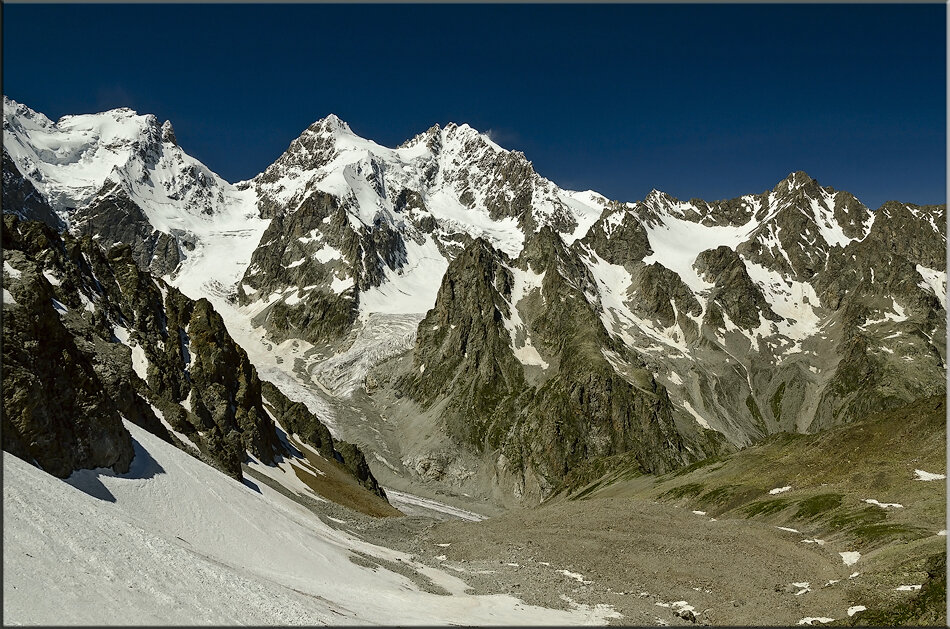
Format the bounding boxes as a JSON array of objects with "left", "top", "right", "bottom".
[
  {"left": 2, "top": 96, "right": 52, "bottom": 126},
  {"left": 312, "top": 113, "right": 353, "bottom": 135},
  {"left": 444, "top": 122, "right": 481, "bottom": 139},
  {"left": 646, "top": 188, "right": 676, "bottom": 204},
  {"left": 777, "top": 170, "right": 818, "bottom": 192},
  {"left": 440, "top": 121, "right": 505, "bottom": 152}
]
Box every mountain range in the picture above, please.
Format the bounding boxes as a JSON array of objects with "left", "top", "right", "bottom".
[{"left": 2, "top": 96, "right": 945, "bottom": 625}]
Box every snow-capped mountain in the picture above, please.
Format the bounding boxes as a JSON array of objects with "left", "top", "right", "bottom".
[
  {"left": 234, "top": 114, "right": 612, "bottom": 351},
  {"left": 2, "top": 97, "right": 266, "bottom": 289},
  {"left": 2, "top": 97, "right": 945, "bottom": 504}
]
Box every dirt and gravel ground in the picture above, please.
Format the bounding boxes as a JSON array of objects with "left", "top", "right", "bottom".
[
  {"left": 250, "top": 395, "right": 945, "bottom": 626},
  {"left": 259, "top": 470, "right": 903, "bottom": 626},
  {"left": 361, "top": 496, "right": 878, "bottom": 626}
]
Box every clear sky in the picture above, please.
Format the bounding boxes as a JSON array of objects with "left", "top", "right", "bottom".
[{"left": 3, "top": 4, "right": 946, "bottom": 209}]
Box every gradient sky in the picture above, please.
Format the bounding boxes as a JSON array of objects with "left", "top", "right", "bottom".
[{"left": 3, "top": 4, "right": 946, "bottom": 209}]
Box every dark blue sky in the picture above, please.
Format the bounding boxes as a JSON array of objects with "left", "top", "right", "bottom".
[{"left": 3, "top": 4, "right": 946, "bottom": 209}]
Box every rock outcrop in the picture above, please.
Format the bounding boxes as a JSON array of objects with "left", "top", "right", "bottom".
[{"left": 2, "top": 215, "right": 387, "bottom": 501}]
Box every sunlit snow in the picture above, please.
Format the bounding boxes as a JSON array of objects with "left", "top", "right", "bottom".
[
  {"left": 913, "top": 469, "right": 946, "bottom": 481},
  {"left": 839, "top": 551, "right": 861, "bottom": 566},
  {"left": 3, "top": 422, "right": 620, "bottom": 625}
]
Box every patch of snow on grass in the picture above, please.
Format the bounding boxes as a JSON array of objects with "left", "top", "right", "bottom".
[
  {"left": 558, "top": 570, "right": 593, "bottom": 585},
  {"left": 777, "top": 526, "right": 801, "bottom": 533},
  {"left": 798, "top": 617, "right": 834, "bottom": 625},
  {"left": 769, "top": 486, "right": 792, "bottom": 495},
  {"left": 895, "top": 585, "right": 922, "bottom": 592},
  {"left": 839, "top": 552, "right": 861, "bottom": 566},
  {"left": 913, "top": 469, "right": 946, "bottom": 481},
  {"left": 557, "top": 594, "right": 623, "bottom": 623},
  {"left": 862, "top": 499, "right": 903, "bottom": 509},
  {"left": 847, "top": 606, "right": 866, "bottom": 616},
  {"left": 2, "top": 288, "right": 17, "bottom": 306},
  {"left": 670, "top": 600, "right": 697, "bottom": 616}
]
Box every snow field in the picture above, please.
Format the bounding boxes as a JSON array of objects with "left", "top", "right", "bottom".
[{"left": 4, "top": 422, "right": 621, "bottom": 625}]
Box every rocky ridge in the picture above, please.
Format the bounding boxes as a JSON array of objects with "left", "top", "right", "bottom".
[{"left": 2, "top": 213, "right": 386, "bottom": 501}]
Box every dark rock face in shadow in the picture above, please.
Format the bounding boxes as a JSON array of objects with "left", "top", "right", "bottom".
[{"left": 63, "top": 435, "right": 167, "bottom": 502}]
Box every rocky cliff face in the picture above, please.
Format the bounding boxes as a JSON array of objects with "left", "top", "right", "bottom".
[
  {"left": 2, "top": 215, "right": 387, "bottom": 500},
  {"left": 393, "top": 230, "right": 716, "bottom": 500},
  {"left": 2, "top": 242, "right": 134, "bottom": 478},
  {"left": 380, "top": 170, "right": 944, "bottom": 499},
  {"left": 2, "top": 149, "right": 64, "bottom": 229}
]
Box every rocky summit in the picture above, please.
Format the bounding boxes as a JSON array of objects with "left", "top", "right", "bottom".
[{"left": 2, "top": 96, "right": 945, "bottom": 626}]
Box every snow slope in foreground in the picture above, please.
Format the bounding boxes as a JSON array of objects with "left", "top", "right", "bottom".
[{"left": 3, "top": 423, "right": 620, "bottom": 625}]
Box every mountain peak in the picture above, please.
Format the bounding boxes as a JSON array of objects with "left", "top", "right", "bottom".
[
  {"left": 440, "top": 121, "right": 505, "bottom": 153},
  {"left": 776, "top": 170, "right": 818, "bottom": 192},
  {"left": 645, "top": 188, "right": 679, "bottom": 206},
  {"left": 311, "top": 113, "right": 353, "bottom": 135},
  {"left": 3, "top": 96, "right": 53, "bottom": 128}
]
